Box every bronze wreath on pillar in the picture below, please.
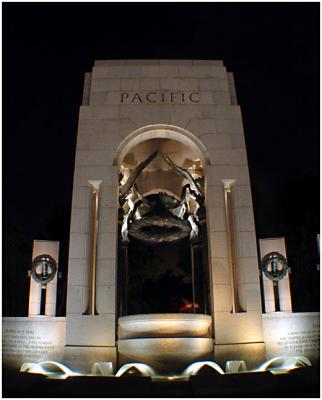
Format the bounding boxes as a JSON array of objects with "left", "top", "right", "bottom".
[
  {"left": 260, "top": 251, "right": 289, "bottom": 282},
  {"left": 30, "top": 254, "right": 57, "bottom": 287}
]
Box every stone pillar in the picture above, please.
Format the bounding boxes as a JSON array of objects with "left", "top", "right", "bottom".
[
  {"left": 83, "top": 180, "right": 102, "bottom": 316},
  {"left": 222, "top": 179, "right": 244, "bottom": 313},
  {"left": 118, "top": 242, "right": 129, "bottom": 317},
  {"left": 28, "top": 240, "right": 59, "bottom": 317},
  {"left": 206, "top": 167, "right": 265, "bottom": 369},
  {"left": 65, "top": 171, "right": 118, "bottom": 373},
  {"left": 259, "top": 237, "right": 292, "bottom": 312}
]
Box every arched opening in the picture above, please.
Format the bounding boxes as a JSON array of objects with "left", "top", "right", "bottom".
[
  {"left": 114, "top": 124, "right": 210, "bottom": 168},
  {"left": 116, "top": 127, "right": 211, "bottom": 319}
]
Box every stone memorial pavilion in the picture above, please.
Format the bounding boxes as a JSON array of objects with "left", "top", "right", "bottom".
[{"left": 3, "top": 60, "right": 319, "bottom": 377}]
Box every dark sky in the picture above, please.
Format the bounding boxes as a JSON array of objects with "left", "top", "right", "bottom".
[{"left": 3, "top": 3, "right": 320, "bottom": 314}]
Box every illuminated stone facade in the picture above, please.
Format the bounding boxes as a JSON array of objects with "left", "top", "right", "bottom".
[
  {"left": 3, "top": 60, "right": 319, "bottom": 374},
  {"left": 66, "top": 60, "right": 264, "bottom": 371}
]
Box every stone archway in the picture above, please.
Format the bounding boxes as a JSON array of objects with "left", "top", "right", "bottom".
[
  {"left": 116, "top": 125, "right": 211, "bottom": 317},
  {"left": 114, "top": 124, "right": 211, "bottom": 168}
]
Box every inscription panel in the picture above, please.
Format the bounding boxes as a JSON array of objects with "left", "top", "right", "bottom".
[
  {"left": 262, "top": 312, "right": 320, "bottom": 364},
  {"left": 120, "top": 91, "right": 201, "bottom": 104},
  {"left": 2, "top": 317, "right": 66, "bottom": 370},
  {"left": 89, "top": 90, "right": 231, "bottom": 105}
]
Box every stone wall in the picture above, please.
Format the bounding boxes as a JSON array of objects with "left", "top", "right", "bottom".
[
  {"left": 66, "top": 60, "right": 263, "bottom": 362},
  {"left": 2, "top": 317, "right": 66, "bottom": 370},
  {"left": 262, "top": 312, "right": 320, "bottom": 365}
]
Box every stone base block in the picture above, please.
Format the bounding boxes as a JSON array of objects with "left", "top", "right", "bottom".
[
  {"left": 214, "top": 311, "right": 264, "bottom": 344},
  {"left": 262, "top": 312, "right": 320, "bottom": 365},
  {"left": 2, "top": 317, "right": 66, "bottom": 371},
  {"left": 118, "top": 337, "right": 214, "bottom": 374},
  {"left": 64, "top": 345, "right": 117, "bottom": 374},
  {"left": 118, "top": 313, "right": 212, "bottom": 339},
  {"left": 65, "top": 314, "right": 115, "bottom": 346},
  {"left": 214, "top": 342, "right": 266, "bottom": 370}
]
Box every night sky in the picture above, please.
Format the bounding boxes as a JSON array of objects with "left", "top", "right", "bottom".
[{"left": 3, "top": 3, "right": 320, "bottom": 315}]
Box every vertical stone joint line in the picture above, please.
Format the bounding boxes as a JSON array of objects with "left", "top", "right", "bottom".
[
  {"left": 84, "top": 180, "right": 102, "bottom": 316},
  {"left": 222, "top": 179, "right": 245, "bottom": 314}
]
